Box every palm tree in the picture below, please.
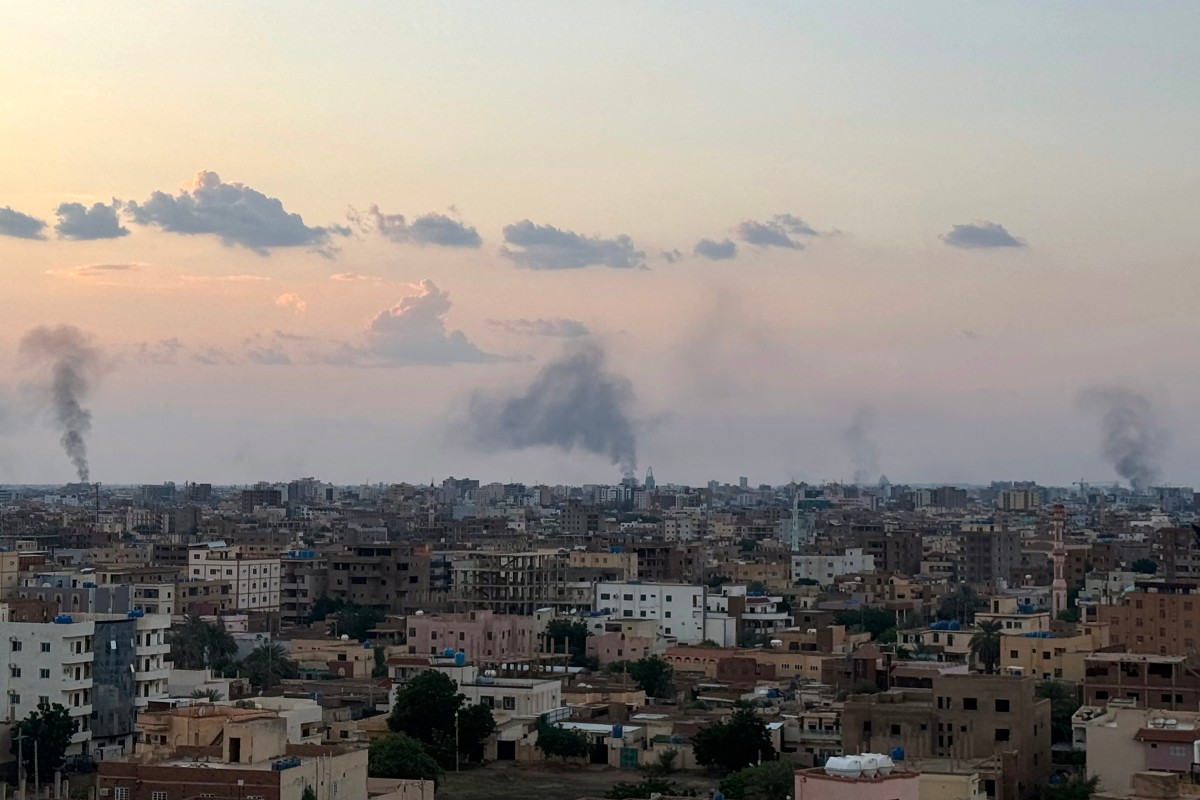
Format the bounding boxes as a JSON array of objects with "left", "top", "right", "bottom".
[
  {"left": 241, "top": 643, "right": 298, "bottom": 692},
  {"left": 969, "top": 620, "right": 1003, "bottom": 674},
  {"left": 189, "top": 688, "right": 225, "bottom": 702},
  {"left": 168, "top": 615, "right": 238, "bottom": 671}
]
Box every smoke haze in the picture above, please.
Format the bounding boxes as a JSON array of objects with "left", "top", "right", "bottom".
[
  {"left": 466, "top": 341, "right": 638, "bottom": 476},
  {"left": 1078, "top": 385, "right": 1167, "bottom": 491},
  {"left": 18, "top": 325, "right": 104, "bottom": 482},
  {"left": 843, "top": 406, "right": 881, "bottom": 485}
]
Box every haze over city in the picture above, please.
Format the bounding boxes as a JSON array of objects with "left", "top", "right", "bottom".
[{"left": 2, "top": 3, "right": 1198, "bottom": 487}]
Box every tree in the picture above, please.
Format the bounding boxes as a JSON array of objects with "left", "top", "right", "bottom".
[
  {"left": 938, "top": 586, "right": 985, "bottom": 624},
  {"left": 746, "top": 580, "right": 769, "bottom": 595},
  {"left": 1131, "top": 558, "right": 1158, "bottom": 575},
  {"left": 309, "top": 594, "right": 344, "bottom": 623},
  {"left": 373, "top": 646, "right": 388, "bottom": 678},
  {"left": 336, "top": 602, "right": 384, "bottom": 641},
  {"left": 1042, "top": 774, "right": 1099, "bottom": 800},
  {"left": 642, "top": 749, "right": 679, "bottom": 778},
  {"left": 969, "top": 620, "right": 1003, "bottom": 674},
  {"left": 1036, "top": 680, "right": 1082, "bottom": 745},
  {"left": 534, "top": 715, "right": 590, "bottom": 761},
  {"left": 189, "top": 688, "right": 224, "bottom": 702},
  {"left": 167, "top": 614, "right": 238, "bottom": 670},
  {"left": 368, "top": 733, "right": 443, "bottom": 784},
  {"left": 719, "top": 760, "right": 796, "bottom": 800},
  {"left": 302, "top": 787, "right": 317, "bottom": 800},
  {"left": 389, "top": 671, "right": 494, "bottom": 768},
  {"left": 833, "top": 606, "right": 896, "bottom": 640},
  {"left": 546, "top": 619, "right": 592, "bottom": 668},
  {"left": 11, "top": 702, "right": 76, "bottom": 783},
  {"left": 692, "top": 704, "right": 776, "bottom": 774},
  {"left": 708, "top": 575, "right": 731, "bottom": 590},
  {"left": 241, "top": 642, "right": 298, "bottom": 691},
  {"left": 628, "top": 656, "right": 674, "bottom": 700},
  {"left": 607, "top": 779, "right": 682, "bottom": 799}
]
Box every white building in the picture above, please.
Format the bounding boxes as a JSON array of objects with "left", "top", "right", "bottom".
[
  {"left": 791, "top": 548, "right": 875, "bottom": 586},
  {"left": 189, "top": 543, "right": 282, "bottom": 612},
  {"left": 593, "top": 582, "right": 706, "bottom": 643}
]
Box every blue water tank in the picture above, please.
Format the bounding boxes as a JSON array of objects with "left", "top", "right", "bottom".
[
  {"left": 363, "top": 641, "right": 372, "bottom": 649},
  {"left": 891, "top": 746, "right": 905, "bottom": 762},
  {"left": 54, "top": 615, "right": 73, "bottom": 624},
  {"left": 948, "top": 621, "right": 960, "bottom": 631},
  {"left": 612, "top": 724, "right": 623, "bottom": 739},
  {"left": 442, "top": 648, "right": 455, "bottom": 657},
  {"left": 610, "top": 546, "right": 622, "bottom": 554},
  {"left": 713, "top": 792, "right": 724, "bottom": 800},
  {"left": 454, "top": 652, "right": 466, "bottom": 666}
]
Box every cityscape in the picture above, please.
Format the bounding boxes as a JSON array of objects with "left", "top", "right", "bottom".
[{"left": 3, "top": 5, "right": 1199, "bottom": 800}]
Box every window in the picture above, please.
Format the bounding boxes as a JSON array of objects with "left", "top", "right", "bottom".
[
  {"left": 10, "top": 641, "right": 20, "bottom": 652},
  {"left": 963, "top": 697, "right": 977, "bottom": 710},
  {"left": 9, "top": 668, "right": 19, "bottom": 678},
  {"left": 152, "top": 793, "right": 168, "bottom": 800},
  {"left": 40, "top": 643, "right": 50, "bottom": 653},
  {"left": 114, "top": 790, "right": 129, "bottom": 800},
  {"left": 665, "top": 595, "right": 673, "bottom": 602},
  {"left": 502, "top": 696, "right": 516, "bottom": 710},
  {"left": 995, "top": 699, "right": 1010, "bottom": 713},
  {"left": 890, "top": 724, "right": 901, "bottom": 736},
  {"left": 9, "top": 693, "right": 19, "bottom": 704},
  {"left": 39, "top": 669, "right": 50, "bottom": 680},
  {"left": 995, "top": 728, "right": 1010, "bottom": 742},
  {"left": 1009, "top": 650, "right": 1018, "bottom": 659}
]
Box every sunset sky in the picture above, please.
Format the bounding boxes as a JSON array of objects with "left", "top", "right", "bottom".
[{"left": 2, "top": 3, "right": 1198, "bottom": 487}]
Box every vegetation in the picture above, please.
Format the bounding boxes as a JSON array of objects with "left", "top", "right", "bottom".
[
  {"left": 692, "top": 704, "right": 776, "bottom": 774},
  {"left": 832, "top": 606, "right": 896, "bottom": 640},
  {"left": 1036, "top": 680, "right": 1082, "bottom": 744},
  {"left": 1039, "top": 774, "right": 1099, "bottom": 800},
  {"left": 546, "top": 619, "right": 592, "bottom": 668},
  {"left": 1131, "top": 558, "right": 1158, "bottom": 575},
  {"left": 534, "top": 714, "right": 591, "bottom": 761},
  {"left": 606, "top": 779, "right": 695, "bottom": 799},
  {"left": 167, "top": 614, "right": 238, "bottom": 670},
  {"left": 336, "top": 602, "right": 385, "bottom": 641},
  {"left": 241, "top": 642, "right": 299, "bottom": 691},
  {"left": 388, "top": 671, "right": 496, "bottom": 768},
  {"left": 11, "top": 702, "right": 76, "bottom": 782},
  {"left": 719, "top": 760, "right": 797, "bottom": 800},
  {"left": 628, "top": 656, "right": 675, "bottom": 700},
  {"left": 373, "top": 646, "right": 388, "bottom": 678},
  {"left": 969, "top": 620, "right": 1003, "bottom": 674},
  {"left": 368, "top": 733, "right": 443, "bottom": 784},
  {"left": 188, "top": 687, "right": 224, "bottom": 702},
  {"left": 708, "top": 575, "right": 731, "bottom": 589},
  {"left": 641, "top": 749, "right": 679, "bottom": 777},
  {"left": 937, "top": 586, "right": 986, "bottom": 624},
  {"left": 309, "top": 594, "right": 344, "bottom": 622}
]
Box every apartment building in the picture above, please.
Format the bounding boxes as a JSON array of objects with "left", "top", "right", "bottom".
[
  {"left": 1081, "top": 706, "right": 1200, "bottom": 797},
  {"left": 567, "top": 549, "right": 638, "bottom": 581},
  {"left": 792, "top": 548, "right": 875, "bottom": 586},
  {"left": 1001, "top": 623, "right": 1109, "bottom": 682},
  {"left": 956, "top": 524, "right": 1020, "bottom": 589},
  {"left": 1082, "top": 652, "right": 1200, "bottom": 710},
  {"left": 1097, "top": 582, "right": 1200, "bottom": 656},
  {"left": 280, "top": 550, "right": 329, "bottom": 627},
  {"left": 594, "top": 582, "right": 706, "bottom": 643},
  {"left": 328, "top": 541, "right": 430, "bottom": 617},
  {"left": 189, "top": 544, "right": 282, "bottom": 613},
  {"left": 449, "top": 551, "right": 567, "bottom": 615},
  {"left": 406, "top": 610, "right": 535, "bottom": 660},
  {"left": 842, "top": 674, "right": 1051, "bottom": 800},
  {"left": 851, "top": 527, "right": 923, "bottom": 576}
]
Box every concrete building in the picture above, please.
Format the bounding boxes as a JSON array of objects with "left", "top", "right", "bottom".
[
  {"left": 1080, "top": 705, "right": 1200, "bottom": 796},
  {"left": 280, "top": 550, "right": 328, "bottom": 628},
  {"left": 593, "top": 581, "right": 706, "bottom": 643},
  {"left": 405, "top": 610, "right": 535, "bottom": 661},
  {"left": 1097, "top": 582, "right": 1200, "bottom": 656},
  {"left": 326, "top": 542, "right": 430, "bottom": 615},
  {"left": 998, "top": 490, "right": 1042, "bottom": 512},
  {"left": 568, "top": 550, "right": 638, "bottom": 581},
  {"left": 956, "top": 524, "right": 1020, "bottom": 589},
  {"left": 1001, "top": 623, "right": 1109, "bottom": 682},
  {"left": 1083, "top": 652, "right": 1200, "bottom": 710},
  {"left": 791, "top": 549, "right": 875, "bottom": 586},
  {"left": 188, "top": 544, "right": 282, "bottom": 613},
  {"left": 794, "top": 764, "right": 919, "bottom": 800},
  {"left": 448, "top": 551, "right": 567, "bottom": 615}
]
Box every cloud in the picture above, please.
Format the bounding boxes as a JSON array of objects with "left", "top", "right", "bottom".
[
  {"left": 488, "top": 318, "right": 590, "bottom": 338},
  {"left": 55, "top": 200, "right": 129, "bottom": 240},
  {"left": 0, "top": 206, "right": 48, "bottom": 240},
  {"left": 961, "top": 329, "right": 981, "bottom": 340},
  {"left": 501, "top": 220, "right": 645, "bottom": 270},
  {"left": 350, "top": 205, "right": 482, "bottom": 248},
  {"left": 247, "top": 347, "right": 293, "bottom": 366},
  {"left": 941, "top": 221, "right": 1025, "bottom": 249},
  {"left": 330, "top": 272, "right": 382, "bottom": 282},
  {"left": 275, "top": 293, "right": 308, "bottom": 314},
  {"left": 693, "top": 238, "right": 738, "bottom": 260},
  {"left": 365, "top": 279, "right": 496, "bottom": 365},
  {"left": 178, "top": 273, "right": 270, "bottom": 283},
  {"left": 125, "top": 171, "right": 348, "bottom": 255},
  {"left": 736, "top": 213, "right": 818, "bottom": 249},
  {"left": 661, "top": 249, "right": 683, "bottom": 264},
  {"left": 131, "top": 338, "right": 186, "bottom": 365},
  {"left": 48, "top": 263, "right": 145, "bottom": 279}
]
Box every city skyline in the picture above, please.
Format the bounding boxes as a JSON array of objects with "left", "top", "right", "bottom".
[{"left": 2, "top": 3, "right": 1198, "bottom": 486}]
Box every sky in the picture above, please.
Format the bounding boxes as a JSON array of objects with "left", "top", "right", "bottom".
[{"left": 1, "top": 2, "right": 1198, "bottom": 488}]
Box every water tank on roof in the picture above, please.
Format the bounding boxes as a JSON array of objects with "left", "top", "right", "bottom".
[
  {"left": 890, "top": 746, "right": 905, "bottom": 762},
  {"left": 859, "top": 754, "right": 880, "bottom": 778},
  {"left": 53, "top": 615, "right": 73, "bottom": 624},
  {"left": 443, "top": 648, "right": 455, "bottom": 657},
  {"left": 612, "top": 723, "right": 623, "bottom": 739},
  {"left": 824, "top": 756, "right": 863, "bottom": 779},
  {"left": 363, "top": 641, "right": 372, "bottom": 649},
  {"left": 947, "top": 621, "right": 960, "bottom": 631},
  {"left": 454, "top": 651, "right": 466, "bottom": 666}
]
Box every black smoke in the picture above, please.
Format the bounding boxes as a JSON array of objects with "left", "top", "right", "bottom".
[
  {"left": 843, "top": 407, "right": 880, "bottom": 485},
  {"left": 18, "top": 326, "right": 104, "bottom": 481},
  {"left": 1079, "top": 385, "right": 1167, "bottom": 491},
  {"left": 466, "top": 342, "right": 638, "bottom": 476}
]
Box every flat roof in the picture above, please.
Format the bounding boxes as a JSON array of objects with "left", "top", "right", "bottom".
[{"left": 1087, "top": 652, "right": 1186, "bottom": 664}]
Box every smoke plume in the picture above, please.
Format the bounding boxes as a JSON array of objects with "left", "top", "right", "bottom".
[
  {"left": 1079, "top": 385, "right": 1167, "bottom": 491},
  {"left": 466, "top": 342, "right": 638, "bottom": 476},
  {"left": 843, "top": 407, "right": 880, "bottom": 485},
  {"left": 18, "top": 326, "right": 104, "bottom": 481}
]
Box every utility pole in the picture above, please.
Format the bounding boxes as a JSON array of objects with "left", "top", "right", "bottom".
[
  {"left": 455, "top": 710, "right": 460, "bottom": 772},
  {"left": 33, "top": 740, "right": 39, "bottom": 798},
  {"left": 16, "top": 731, "right": 24, "bottom": 800}
]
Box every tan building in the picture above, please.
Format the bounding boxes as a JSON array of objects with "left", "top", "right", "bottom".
[
  {"left": 327, "top": 542, "right": 431, "bottom": 615},
  {"left": 568, "top": 550, "right": 638, "bottom": 580},
  {"left": 1081, "top": 705, "right": 1200, "bottom": 796},
  {"left": 188, "top": 544, "right": 281, "bottom": 613},
  {"left": 290, "top": 638, "right": 376, "bottom": 679},
  {"left": 728, "top": 561, "right": 791, "bottom": 589},
  {"left": 406, "top": 609, "right": 535, "bottom": 661},
  {"left": 1001, "top": 623, "right": 1110, "bottom": 682},
  {"left": 1097, "top": 582, "right": 1200, "bottom": 656}
]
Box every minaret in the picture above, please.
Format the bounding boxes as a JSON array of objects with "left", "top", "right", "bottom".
[
  {"left": 1051, "top": 504, "right": 1068, "bottom": 618},
  {"left": 644, "top": 466, "right": 655, "bottom": 491}
]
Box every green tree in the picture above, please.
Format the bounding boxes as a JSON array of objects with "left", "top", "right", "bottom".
[
  {"left": 534, "top": 715, "right": 591, "bottom": 761},
  {"left": 708, "top": 575, "right": 731, "bottom": 590},
  {"left": 642, "top": 749, "right": 679, "bottom": 777},
  {"left": 336, "top": 602, "right": 384, "bottom": 641},
  {"left": 969, "top": 620, "right": 1004, "bottom": 674},
  {"left": 1036, "top": 680, "right": 1082, "bottom": 745},
  {"left": 309, "top": 594, "right": 344, "bottom": 623},
  {"left": 373, "top": 646, "right": 388, "bottom": 678},
  {"left": 938, "top": 586, "right": 985, "bottom": 624},
  {"left": 692, "top": 704, "right": 776, "bottom": 774},
  {"left": 368, "top": 733, "right": 443, "bottom": 784},
  {"left": 389, "top": 671, "right": 495, "bottom": 768},
  {"left": 167, "top": 614, "right": 238, "bottom": 670},
  {"left": 1131, "top": 558, "right": 1158, "bottom": 575},
  {"left": 746, "top": 581, "right": 769, "bottom": 595},
  {"left": 302, "top": 786, "right": 317, "bottom": 800},
  {"left": 607, "top": 779, "right": 681, "bottom": 799},
  {"left": 241, "top": 642, "right": 299, "bottom": 691},
  {"left": 11, "top": 702, "right": 76, "bottom": 783},
  {"left": 628, "top": 656, "right": 675, "bottom": 700},
  {"left": 546, "top": 619, "right": 592, "bottom": 668},
  {"left": 719, "top": 760, "right": 796, "bottom": 800},
  {"left": 1042, "top": 774, "right": 1099, "bottom": 800},
  {"left": 832, "top": 606, "right": 896, "bottom": 640},
  {"left": 189, "top": 688, "right": 224, "bottom": 702}
]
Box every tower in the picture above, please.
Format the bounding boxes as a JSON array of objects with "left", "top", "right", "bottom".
[
  {"left": 1051, "top": 504, "right": 1068, "bottom": 618},
  {"left": 644, "top": 466, "right": 655, "bottom": 491}
]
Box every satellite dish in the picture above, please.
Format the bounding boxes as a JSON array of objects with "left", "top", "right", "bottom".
[{"left": 414, "top": 610, "right": 424, "bottom": 616}]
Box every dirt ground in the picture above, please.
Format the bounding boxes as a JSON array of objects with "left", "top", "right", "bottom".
[{"left": 437, "top": 761, "right": 718, "bottom": 800}]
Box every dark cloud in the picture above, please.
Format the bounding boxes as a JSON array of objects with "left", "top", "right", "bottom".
[
  {"left": 1078, "top": 385, "right": 1167, "bottom": 491},
  {"left": 55, "top": 201, "right": 128, "bottom": 240},
  {"left": 247, "top": 348, "right": 293, "bottom": 366},
  {"left": 0, "top": 206, "right": 48, "bottom": 240},
  {"left": 501, "top": 220, "right": 645, "bottom": 270},
  {"left": 465, "top": 341, "right": 638, "bottom": 476},
  {"left": 941, "top": 221, "right": 1025, "bottom": 249},
  {"left": 736, "top": 213, "right": 818, "bottom": 249},
  {"left": 365, "top": 279, "right": 496, "bottom": 365},
  {"left": 125, "top": 171, "right": 347, "bottom": 255},
  {"left": 351, "top": 205, "right": 482, "bottom": 248},
  {"left": 488, "top": 318, "right": 590, "bottom": 338},
  {"left": 694, "top": 238, "right": 738, "bottom": 260},
  {"left": 661, "top": 249, "right": 683, "bottom": 264}
]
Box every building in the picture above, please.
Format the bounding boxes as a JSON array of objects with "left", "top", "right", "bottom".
[
  {"left": 998, "top": 490, "right": 1042, "bottom": 512},
  {"left": 956, "top": 524, "right": 1020, "bottom": 589},
  {"left": 1097, "top": 582, "right": 1200, "bottom": 656},
  {"left": 326, "top": 542, "right": 431, "bottom": 615},
  {"left": 593, "top": 582, "right": 706, "bottom": 643},
  {"left": 1001, "top": 623, "right": 1109, "bottom": 682},
  {"left": 1080, "top": 705, "right": 1200, "bottom": 796},
  {"left": 280, "top": 550, "right": 328, "bottom": 628},
  {"left": 851, "top": 528, "right": 922, "bottom": 577},
  {"left": 841, "top": 674, "right": 1051, "bottom": 800},
  {"left": 791, "top": 549, "right": 875, "bottom": 587},
  {"left": 448, "top": 551, "right": 567, "bottom": 615},
  {"left": 188, "top": 544, "right": 282, "bottom": 613},
  {"left": 795, "top": 763, "right": 919, "bottom": 800},
  {"left": 1082, "top": 652, "right": 1200, "bottom": 710},
  {"left": 405, "top": 610, "right": 535, "bottom": 661}
]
